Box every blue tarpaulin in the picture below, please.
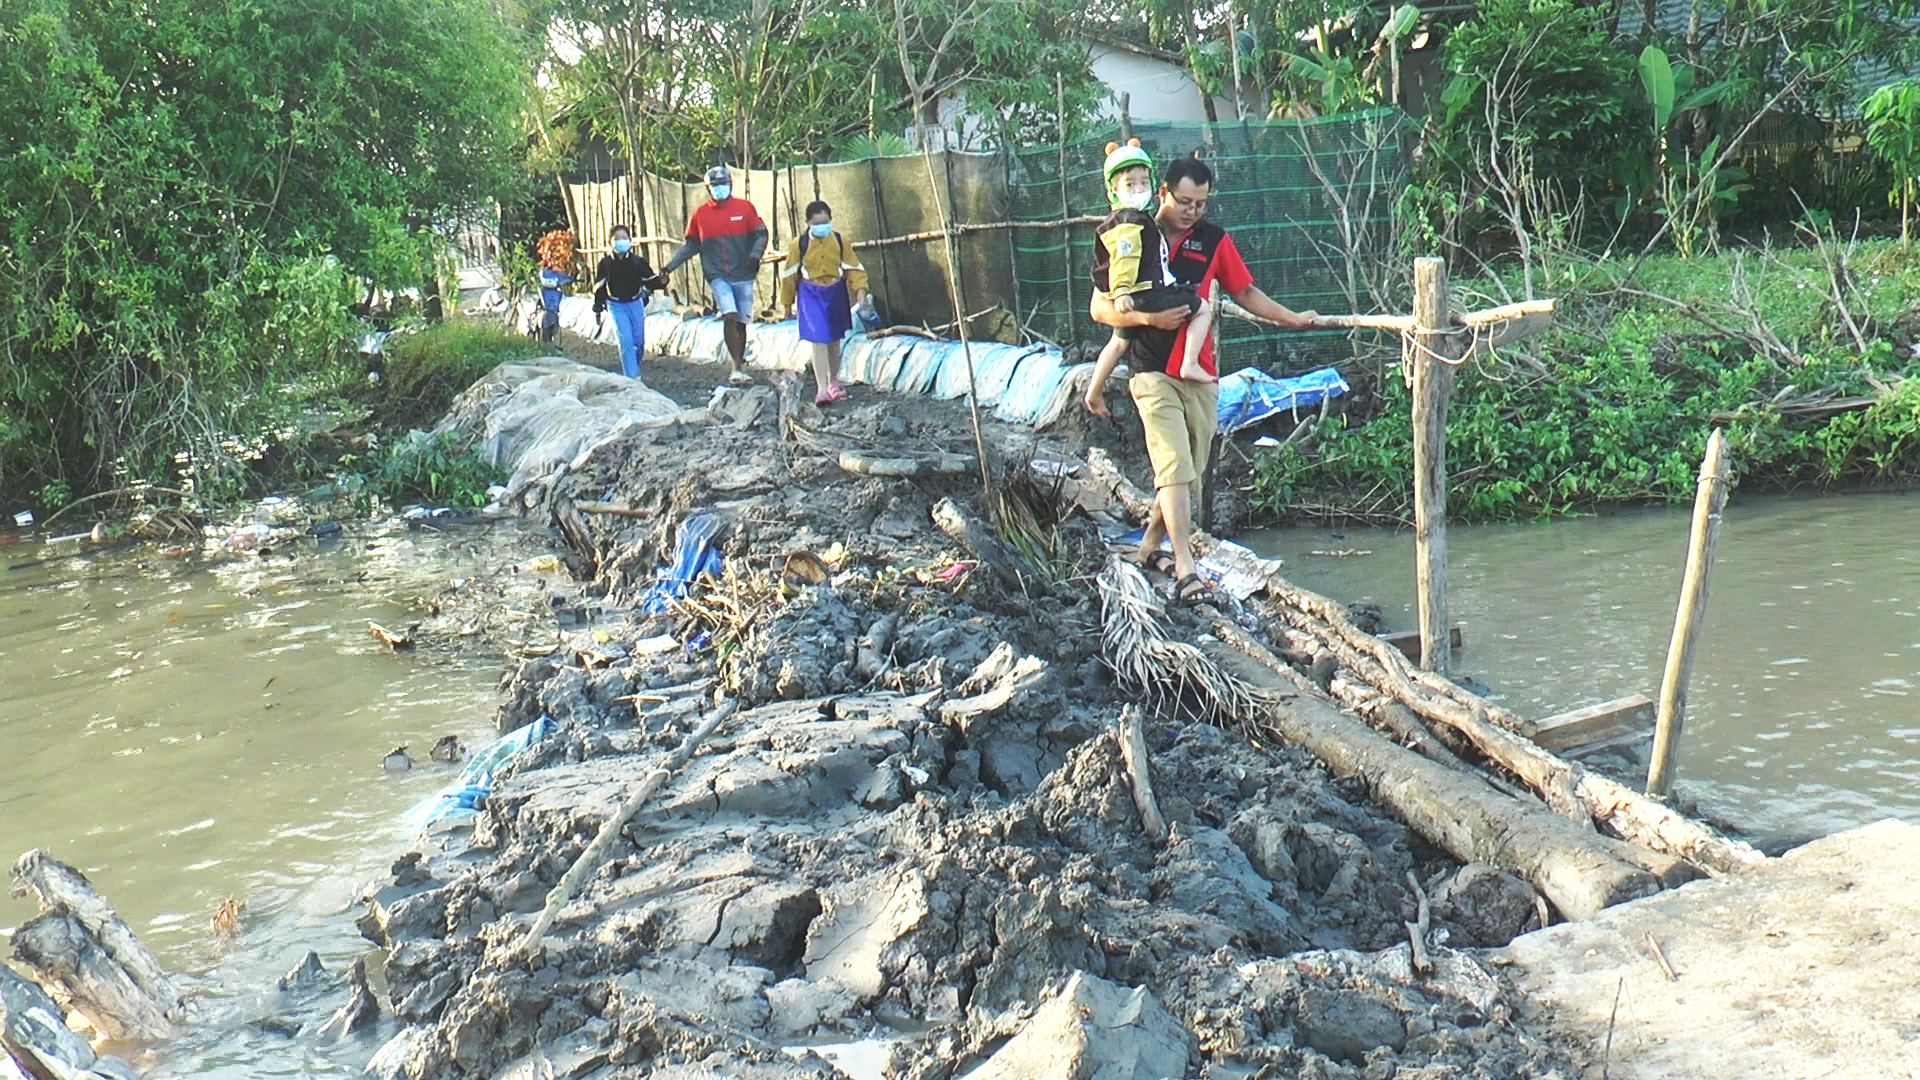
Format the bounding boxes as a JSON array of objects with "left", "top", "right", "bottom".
[
  {"left": 1215, "top": 366, "right": 1350, "bottom": 433},
  {"left": 641, "top": 513, "right": 725, "bottom": 615}
]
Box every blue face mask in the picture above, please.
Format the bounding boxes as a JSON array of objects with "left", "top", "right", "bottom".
[
  {"left": 809, "top": 222, "right": 833, "bottom": 239},
  {"left": 611, "top": 237, "right": 632, "bottom": 254},
  {"left": 710, "top": 185, "right": 731, "bottom": 202}
]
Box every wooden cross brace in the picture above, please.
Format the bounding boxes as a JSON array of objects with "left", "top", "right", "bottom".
[{"left": 1225, "top": 297, "right": 1557, "bottom": 363}]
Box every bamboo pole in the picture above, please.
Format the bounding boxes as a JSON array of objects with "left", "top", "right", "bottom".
[
  {"left": 1057, "top": 71, "right": 1076, "bottom": 346},
  {"left": 1411, "top": 257, "right": 1455, "bottom": 674},
  {"left": 1647, "top": 429, "right": 1731, "bottom": 799}
]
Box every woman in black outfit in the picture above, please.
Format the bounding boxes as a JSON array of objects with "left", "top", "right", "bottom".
[{"left": 592, "top": 224, "right": 667, "bottom": 378}]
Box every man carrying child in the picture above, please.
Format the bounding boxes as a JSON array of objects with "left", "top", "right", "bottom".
[{"left": 1085, "top": 149, "right": 1317, "bottom": 605}]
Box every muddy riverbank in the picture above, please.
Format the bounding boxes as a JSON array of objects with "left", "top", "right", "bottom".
[{"left": 299, "top": 348, "right": 1600, "bottom": 1080}]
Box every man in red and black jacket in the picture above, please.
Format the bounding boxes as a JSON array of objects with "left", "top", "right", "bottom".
[
  {"left": 664, "top": 165, "right": 769, "bottom": 385},
  {"left": 1084, "top": 155, "right": 1317, "bottom": 605}
]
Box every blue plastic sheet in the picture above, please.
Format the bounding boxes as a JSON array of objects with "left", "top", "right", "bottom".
[
  {"left": 1215, "top": 366, "right": 1350, "bottom": 433},
  {"left": 404, "top": 715, "right": 554, "bottom": 830},
  {"left": 994, "top": 347, "right": 1072, "bottom": 424},
  {"left": 931, "top": 342, "right": 1038, "bottom": 402},
  {"left": 641, "top": 513, "right": 725, "bottom": 615}
]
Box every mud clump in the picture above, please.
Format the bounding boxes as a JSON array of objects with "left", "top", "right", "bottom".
[{"left": 349, "top": 366, "right": 1577, "bottom": 1079}]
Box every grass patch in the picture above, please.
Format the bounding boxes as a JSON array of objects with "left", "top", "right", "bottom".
[
  {"left": 368, "top": 430, "right": 507, "bottom": 509},
  {"left": 374, "top": 320, "right": 547, "bottom": 431}
]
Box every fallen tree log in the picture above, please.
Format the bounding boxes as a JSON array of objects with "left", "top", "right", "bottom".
[
  {"left": 9, "top": 850, "right": 182, "bottom": 1042},
  {"left": 931, "top": 497, "right": 1048, "bottom": 595},
  {"left": 1083, "top": 447, "right": 1763, "bottom": 876},
  {"left": 1098, "top": 562, "right": 1659, "bottom": 919},
  {"left": 839, "top": 449, "right": 974, "bottom": 478}
]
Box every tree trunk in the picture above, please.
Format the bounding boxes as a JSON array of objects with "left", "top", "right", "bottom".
[
  {"left": 8, "top": 850, "right": 181, "bottom": 1042},
  {"left": 1204, "top": 642, "right": 1661, "bottom": 920}
]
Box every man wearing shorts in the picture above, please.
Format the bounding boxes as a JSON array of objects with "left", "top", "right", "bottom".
[
  {"left": 664, "top": 165, "right": 769, "bottom": 385},
  {"left": 1085, "top": 155, "right": 1317, "bottom": 603}
]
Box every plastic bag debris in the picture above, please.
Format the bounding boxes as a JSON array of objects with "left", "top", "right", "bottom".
[
  {"left": 404, "top": 715, "right": 554, "bottom": 830},
  {"left": 640, "top": 514, "right": 724, "bottom": 615},
  {"left": 1215, "top": 366, "right": 1349, "bottom": 434}
]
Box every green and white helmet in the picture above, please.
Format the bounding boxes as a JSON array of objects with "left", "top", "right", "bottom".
[{"left": 1102, "top": 138, "right": 1154, "bottom": 208}]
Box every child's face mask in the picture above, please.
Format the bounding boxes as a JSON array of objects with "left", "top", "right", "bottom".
[
  {"left": 1114, "top": 171, "right": 1156, "bottom": 212},
  {"left": 612, "top": 237, "right": 633, "bottom": 254},
  {"left": 809, "top": 222, "right": 833, "bottom": 238}
]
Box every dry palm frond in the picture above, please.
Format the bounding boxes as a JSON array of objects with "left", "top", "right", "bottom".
[
  {"left": 673, "top": 563, "right": 786, "bottom": 688},
  {"left": 210, "top": 895, "right": 246, "bottom": 940},
  {"left": 1097, "top": 556, "right": 1268, "bottom": 728}
]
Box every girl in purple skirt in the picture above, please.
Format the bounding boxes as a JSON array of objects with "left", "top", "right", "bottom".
[{"left": 778, "top": 200, "right": 868, "bottom": 405}]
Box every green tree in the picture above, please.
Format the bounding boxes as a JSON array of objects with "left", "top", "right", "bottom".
[
  {"left": 1863, "top": 80, "right": 1920, "bottom": 248},
  {"left": 537, "top": 0, "right": 1104, "bottom": 181},
  {"left": 0, "top": 0, "right": 533, "bottom": 499}
]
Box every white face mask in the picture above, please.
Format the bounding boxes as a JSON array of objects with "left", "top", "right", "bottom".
[{"left": 1122, "top": 188, "right": 1158, "bottom": 212}]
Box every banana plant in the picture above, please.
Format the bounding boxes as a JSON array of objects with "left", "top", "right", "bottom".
[{"left": 1862, "top": 80, "right": 1920, "bottom": 248}]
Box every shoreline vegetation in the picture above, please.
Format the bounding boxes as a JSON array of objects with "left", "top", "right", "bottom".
[{"left": 1250, "top": 239, "right": 1920, "bottom": 525}]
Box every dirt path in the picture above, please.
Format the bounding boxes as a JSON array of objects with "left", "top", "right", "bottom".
[{"left": 322, "top": 344, "right": 1583, "bottom": 1079}]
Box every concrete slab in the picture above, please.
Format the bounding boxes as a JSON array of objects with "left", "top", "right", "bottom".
[{"left": 1497, "top": 819, "right": 1920, "bottom": 1080}]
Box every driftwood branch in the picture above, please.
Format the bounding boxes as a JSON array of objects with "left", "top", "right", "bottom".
[
  {"left": 519, "top": 699, "right": 736, "bottom": 954},
  {"left": 9, "top": 850, "right": 183, "bottom": 1042},
  {"left": 1405, "top": 871, "right": 1432, "bottom": 975},
  {"left": 931, "top": 497, "right": 1043, "bottom": 594},
  {"left": 1081, "top": 447, "right": 1764, "bottom": 877},
  {"left": 1117, "top": 706, "right": 1168, "bottom": 844}
]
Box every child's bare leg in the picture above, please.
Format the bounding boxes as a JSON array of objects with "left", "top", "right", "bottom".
[
  {"left": 1176, "top": 281, "right": 1220, "bottom": 382},
  {"left": 1096, "top": 330, "right": 1126, "bottom": 373},
  {"left": 810, "top": 342, "right": 834, "bottom": 395}
]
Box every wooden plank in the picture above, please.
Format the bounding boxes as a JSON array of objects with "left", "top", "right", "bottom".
[
  {"left": 1533, "top": 695, "right": 1655, "bottom": 754},
  {"left": 1380, "top": 626, "right": 1462, "bottom": 661}
]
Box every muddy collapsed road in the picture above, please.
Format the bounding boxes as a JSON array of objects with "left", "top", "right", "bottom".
[{"left": 56, "top": 348, "right": 1636, "bottom": 1080}]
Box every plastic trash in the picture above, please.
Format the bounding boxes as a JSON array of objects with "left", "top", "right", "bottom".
[
  {"left": 1215, "top": 366, "right": 1350, "bottom": 434},
  {"left": 640, "top": 513, "right": 725, "bottom": 615},
  {"left": 405, "top": 715, "right": 555, "bottom": 831},
  {"left": 462, "top": 715, "right": 553, "bottom": 785},
  {"left": 855, "top": 295, "right": 882, "bottom": 333},
  {"left": 1029, "top": 459, "right": 1082, "bottom": 478},
  {"left": 224, "top": 522, "right": 273, "bottom": 551},
  {"left": 13, "top": 510, "right": 33, "bottom": 527},
  {"left": 632, "top": 634, "right": 680, "bottom": 655},
  {"left": 1195, "top": 540, "right": 1286, "bottom": 600},
  {"left": 402, "top": 782, "right": 488, "bottom": 830}
]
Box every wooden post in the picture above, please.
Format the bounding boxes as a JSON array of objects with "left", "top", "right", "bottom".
[
  {"left": 1647, "top": 429, "right": 1731, "bottom": 799},
  {"left": 1410, "top": 256, "right": 1455, "bottom": 675}
]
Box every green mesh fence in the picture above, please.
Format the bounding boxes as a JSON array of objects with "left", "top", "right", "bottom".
[{"left": 1010, "top": 109, "right": 1409, "bottom": 376}]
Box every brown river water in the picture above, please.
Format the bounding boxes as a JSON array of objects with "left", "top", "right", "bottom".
[
  {"left": 1245, "top": 490, "right": 1920, "bottom": 839},
  {"left": 0, "top": 518, "right": 551, "bottom": 1076},
  {"left": 2, "top": 491, "right": 1917, "bottom": 1073}
]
